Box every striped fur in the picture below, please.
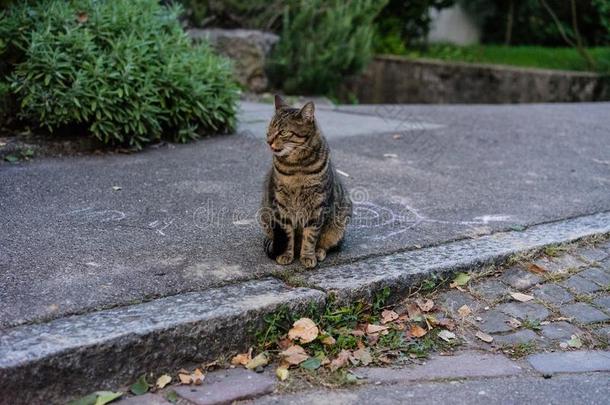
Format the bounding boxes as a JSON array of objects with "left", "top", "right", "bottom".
[{"left": 259, "top": 95, "right": 352, "bottom": 268}]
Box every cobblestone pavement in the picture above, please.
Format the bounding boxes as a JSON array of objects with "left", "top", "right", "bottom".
[{"left": 102, "top": 238, "right": 610, "bottom": 405}]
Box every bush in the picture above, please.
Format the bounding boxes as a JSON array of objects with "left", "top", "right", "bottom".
[
  {"left": 0, "top": 0, "right": 238, "bottom": 147},
  {"left": 268, "top": 0, "right": 387, "bottom": 95},
  {"left": 179, "top": 0, "right": 285, "bottom": 30}
]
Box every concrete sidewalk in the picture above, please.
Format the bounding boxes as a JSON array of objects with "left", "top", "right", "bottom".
[{"left": 1, "top": 101, "right": 609, "bottom": 328}]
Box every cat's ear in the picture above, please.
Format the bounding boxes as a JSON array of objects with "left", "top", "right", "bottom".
[
  {"left": 274, "top": 94, "right": 289, "bottom": 111},
  {"left": 299, "top": 101, "right": 315, "bottom": 122}
]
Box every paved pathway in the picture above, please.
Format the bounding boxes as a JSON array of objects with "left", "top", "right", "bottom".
[{"left": 1, "top": 101, "right": 609, "bottom": 328}]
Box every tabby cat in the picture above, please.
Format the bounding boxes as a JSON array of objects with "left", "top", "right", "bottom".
[{"left": 259, "top": 95, "right": 352, "bottom": 268}]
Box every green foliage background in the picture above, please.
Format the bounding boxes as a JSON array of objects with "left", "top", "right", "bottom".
[{"left": 0, "top": 0, "right": 238, "bottom": 147}]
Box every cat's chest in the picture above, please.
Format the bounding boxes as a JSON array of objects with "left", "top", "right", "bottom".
[{"left": 274, "top": 174, "right": 324, "bottom": 209}]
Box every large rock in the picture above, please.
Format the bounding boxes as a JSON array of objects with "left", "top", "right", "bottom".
[{"left": 188, "top": 28, "right": 279, "bottom": 93}]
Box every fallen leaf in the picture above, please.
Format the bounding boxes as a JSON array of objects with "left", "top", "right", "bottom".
[
  {"left": 450, "top": 273, "right": 471, "bottom": 288},
  {"left": 476, "top": 331, "right": 494, "bottom": 343},
  {"left": 276, "top": 367, "right": 289, "bottom": 381},
  {"left": 246, "top": 352, "right": 269, "bottom": 369},
  {"left": 93, "top": 391, "right": 122, "bottom": 405},
  {"left": 321, "top": 335, "right": 336, "bottom": 345},
  {"left": 130, "top": 375, "right": 149, "bottom": 395},
  {"left": 280, "top": 345, "right": 309, "bottom": 365},
  {"left": 392, "top": 134, "right": 402, "bottom": 139},
  {"left": 112, "top": 186, "right": 122, "bottom": 191},
  {"left": 351, "top": 329, "right": 365, "bottom": 337},
  {"left": 156, "top": 374, "right": 172, "bottom": 389},
  {"left": 367, "top": 333, "right": 380, "bottom": 346},
  {"left": 330, "top": 350, "right": 351, "bottom": 371},
  {"left": 437, "top": 330, "right": 456, "bottom": 342},
  {"left": 300, "top": 357, "right": 322, "bottom": 370},
  {"left": 416, "top": 298, "right": 434, "bottom": 312},
  {"left": 406, "top": 302, "right": 422, "bottom": 320},
  {"left": 526, "top": 263, "right": 547, "bottom": 274},
  {"left": 408, "top": 324, "right": 427, "bottom": 338},
  {"left": 507, "top": 318, "right": 522, "bottom": 329},
  {"left": 231, "top": 348, "right": 252, "bottom": 366},
  {"left": 510, "top": 292, "right": 534, "bottom": 302},
  {"left": 567, "top": 335, "right": 582, "bottom": 348},
  {"left": 192, "top": 369, "right": 205, "bottom": 385},
  {"left": 178, "top": 373, "right": 191, "bottom": 385},
  {"left": 559, "top": 342, "right": 568, "bottom": 349},
  {"left": 457, "top": 304, "right": 472, "bottom": 318},
  {"left": 381, "top": 309, "right": 399, "bottom": 324},
  {"left": 288, "top": 318, "right": 319, "bottom": 344},
  {"left": 351, "top": 348, "right": 373, "bottom": 366},
  {"left": 366, "top": 324, "right": 388, "bottom": 334},
  {"left": 437, "top": 318, "right": 456, "bottom": 331}
]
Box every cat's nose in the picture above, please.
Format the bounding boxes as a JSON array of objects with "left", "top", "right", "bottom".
[{"left": 269, "top": 141, "right": 281, "bottom": 152}]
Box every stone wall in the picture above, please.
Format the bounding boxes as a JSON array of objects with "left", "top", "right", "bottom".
[
  {"left": 188, "top": 29, "right": 278, "bottom": 93},
  {"left": 340, "top": 55, "right": 610, "bottom": 104}
]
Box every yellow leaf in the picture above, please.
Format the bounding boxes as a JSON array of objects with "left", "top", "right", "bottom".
[
  {"left": 178, "top": 373, "right": 192, "bottom": 385},
  {"left": 156, "top": 374, "right": 172, "bottom": 389},
  {"left": 288, "top": 318, "right": 319, "bottom": 344},
  {"left": 276, "top": 367, "right": 289, "bottom": 381},
  {"left": 321, "top": 335, "right": 336, "bottom": 345},
  {"left": 246, "top": 353, "right": 269, "bottom": 370}
]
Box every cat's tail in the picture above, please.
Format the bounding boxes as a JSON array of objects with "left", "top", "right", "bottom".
[{"left": 265, "top": 225, "right": 287, "bottom": 260}]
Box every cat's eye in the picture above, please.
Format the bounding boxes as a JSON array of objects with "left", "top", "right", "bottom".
[{"left": 280, "top": 131, "right": 293, "bottom": 138}]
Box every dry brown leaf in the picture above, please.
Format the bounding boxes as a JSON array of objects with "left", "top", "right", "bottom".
[
  {"left": 75, "top": 11, "right": 88, "bottom": 24},
  {"left": 408, "top": 324, "right": 427, "bottom": 338},
  {"left": 156, "top": 374, "right": 172, "bottom": 389},
  {"left": 330, "top": 350, "right": 351, "bottom": 371},
  {"left": 437, "top": 330, "right": 456, "bottom": 342},
  {"left": 351, "top": 329, "right": 365, "bottom": 337},
  {"left": 507, "top": 318, "right": 522, "bottom": 329},
  {"left": 280, "top": 345, "right": 309, "bottom": 365},
  {"left": 192, "top": 369, "right": 205, "bottom": 385},
  {"left": 381, "top": 309, "right": 399, "bottom": 324},
  {"left": 406, "top": 302, "right": 422, "bottom": 320},
  {"left": 367, "top": 333, "right": 380, "bottom": 346},
  {"left": 476, "top": 331, "right": 494, "bottom": 343},
  {"left": 510, "top": 292, "right": 534, "bottom": 302},
  {"left": 178, "top": 373, "right": 192, "bottom": 385},
  {"left": 288, "top": 318, "right": 319, "bottom": 344},
  {"left": 526, "top": 263, "right": 547, "bottom": 274},
  {"left": 231, "top": 348, "right": 252, "bottom": 366},
  {"left": 366, "top": 324, "right": 389, "bottom": 335},
  {"left": 457, "top": 304, "right": 472, "bottom": 318},
  {"left": 416, "top": 298, "right": 435, "bottom": 312},
  {"left": 437, "top": 318, "right": 456, "bottom": 331},
  {"left": 351, "top": 348, "right": 373, "bottom": 366}
]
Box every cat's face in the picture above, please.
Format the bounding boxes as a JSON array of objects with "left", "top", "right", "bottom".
[{"left": 266, "top": 96, "right": 316, "bottom": 158}]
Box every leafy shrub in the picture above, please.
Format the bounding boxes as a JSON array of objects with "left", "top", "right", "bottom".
[
  {"left": 268, "top": 0, "right": 387, "bottom": 95},
  {"left": 0, "top": 0, "right": 238, "bottom": 147},
  {"left": 179, "top": 0, "right": 285, "bottom": 31},
  {"left": 374, "top": 0, "right": 454, "bottom": 50}
]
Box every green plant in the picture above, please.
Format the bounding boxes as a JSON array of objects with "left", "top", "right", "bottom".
[
  {"left": 180, "top": 0, "right": 285, "bottom": 30},
  {"left": 0, "top": 0, "right": 238, "bottom": 148},
  {"left": 268, "top": 0, "right": 387, "bottom": 94}
]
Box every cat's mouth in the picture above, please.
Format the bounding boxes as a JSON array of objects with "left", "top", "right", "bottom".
[{"left": 272, "top": 146, "right": 293, "bottom": 157}]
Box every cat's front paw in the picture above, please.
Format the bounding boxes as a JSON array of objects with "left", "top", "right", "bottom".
[
  {"left": 276, "top": 253, "right": 294, "bottom": 265},
  {"left": 300, "top": 255, "right": 317, "bottom": 269},
  {"left": 315, "top": 248, "right": 327, "bottom": 262}
]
